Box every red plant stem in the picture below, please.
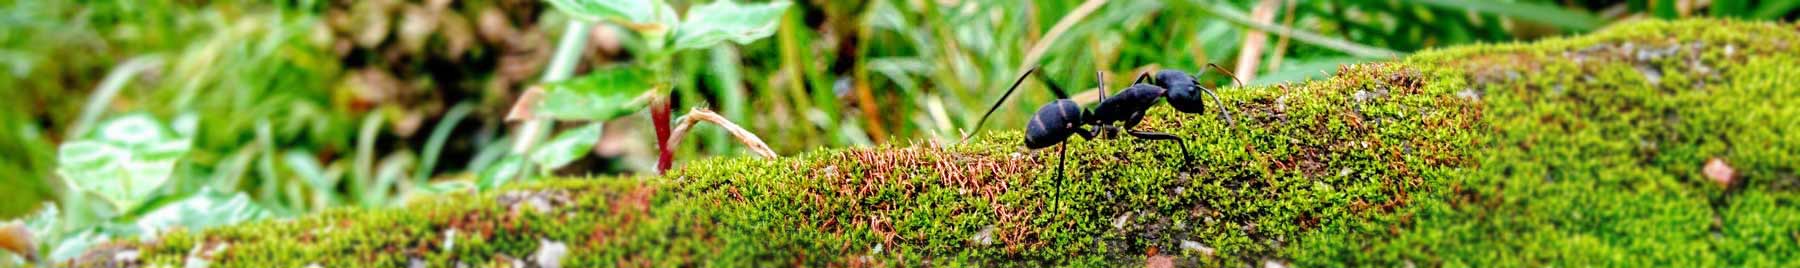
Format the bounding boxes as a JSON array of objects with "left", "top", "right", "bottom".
[{"left": 652, "top": 95, "right": 674, "bottom": 174}]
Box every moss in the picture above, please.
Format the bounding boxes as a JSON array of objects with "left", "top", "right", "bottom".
[{"left": 84, "top": 19, "right": 1800, "bottom": 267}]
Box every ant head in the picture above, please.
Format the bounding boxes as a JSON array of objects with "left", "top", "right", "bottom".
[
  {"left": 1153, "top": 70, "right": 1195, "bottom": 90},
  {"left": 1159, "top": 70, "right": 1211, "bottom": 114}
]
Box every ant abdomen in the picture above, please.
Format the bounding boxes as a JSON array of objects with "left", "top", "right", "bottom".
[{"left": 1025, "top": 99, "right": 1083, "bottom": 149}]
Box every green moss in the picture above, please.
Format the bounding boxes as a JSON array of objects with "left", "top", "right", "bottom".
[{"left": 87, "top": 19, "right": 1800, "bottom": 267}]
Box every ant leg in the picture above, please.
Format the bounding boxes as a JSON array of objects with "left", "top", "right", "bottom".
[
  {"left": 1050, "top": 127, "right": 1091, "bottom": 221},
  {"left": 1088, "top": 124, "right": 1115, "bottom": 140},
  {"left": 1035, "top": 70, "right": 1073, "bottom": 99},
  {"left": 964, "top": 66, "right": 1041, "bottom": 143},
  {"left": 1127, "top": 130, "right": 1192, "bottom": 168},
  {"left": 1073, "top": 126, "right": 1096, "bottom": 140},
  {"left": 1096, "top": 71, "right": 1108, "bottom": 105},
  {"left": 1051, "top": 142, "right": 1069, "bottom": 224},
  {"left": 1133, "top": 70, "right": 1152, "bottom": 85}
]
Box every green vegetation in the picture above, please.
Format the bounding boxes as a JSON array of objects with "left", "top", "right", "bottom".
[{"left": 45, "top": 19, "right": 1797, "bottom": 267}]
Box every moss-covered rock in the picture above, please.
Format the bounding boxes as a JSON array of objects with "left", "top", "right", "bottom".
[{"left": 83, "top": 19, "right": 1800, "bottom": 267}]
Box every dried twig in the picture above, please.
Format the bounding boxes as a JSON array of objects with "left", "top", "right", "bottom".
[
  {"left": 1264, "top": 0, "right": 1298, "bottom": 73},
  {"left": 666, "top": 108, "right": 778, "bottom": 159},
  {"left": 1233, "top": 0, "right": 1282, "bottom": 82}
]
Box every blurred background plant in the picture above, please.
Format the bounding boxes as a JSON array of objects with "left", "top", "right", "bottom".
[{"left": 2, "top": 0, "right": 1797, "bottom": 264}]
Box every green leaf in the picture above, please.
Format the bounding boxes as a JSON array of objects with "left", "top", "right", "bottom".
[
  {"left": 54, "top": 192, "right": 118, "bottom": 241},
  {"left": 535, "top": 67, "right": 657, "bottom": 121},
  {"left": 671, "top": 0, "right": 791, "bottom": 51},
  {"left": 56, "top": 114, "right": 192, "bottom": 211},
  {"left": 131, "top": 188, "right": 269, "bottom": 236},
  {"left": 476, "top": 156, "right": 523, "bottom": 191},
  {"left": 529, "top": 122, "right": 605, "bottom": 172},
  {"left": 545, "top": 0, "right": 679, "bottom": 33},
  {"left": 396, "top": 179, "right": 479, "bottom": 205},
  {"left": 21, "top": 204, "right": 58, "bottom": 238},
  {"left": 23, "top": 195, "right": 116, "bottom": 264},
  {"left": 282, "top": 150, "right": 340, "bottom": 207},
  {"left": 416, "top": 180, "right": 476, "bottom": 195},
  {"left": 1753, "top": 1, "right": 1800, "bottom": 19}
]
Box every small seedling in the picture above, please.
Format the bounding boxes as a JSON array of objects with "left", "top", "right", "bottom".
[{"left": 498, "top": 0, "right": 792, "bottom": 182}]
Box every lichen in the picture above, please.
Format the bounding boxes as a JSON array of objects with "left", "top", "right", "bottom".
[{"left": 81, "top": 19, "right": 1800, "bottom": 267}]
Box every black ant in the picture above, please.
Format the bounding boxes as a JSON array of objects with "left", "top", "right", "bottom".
[{"left": 963, "top": 64, "right": 1242, "bottom": 215}]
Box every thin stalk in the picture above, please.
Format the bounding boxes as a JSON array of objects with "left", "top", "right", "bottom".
[
  {"left": 1017, "top": 0, "right": 1108, "bottom": 72},
  {"left": 1264, "top": 0, "right": 1297, "bottom": 74},
  {"left": 68, "top": 56, "right": 162, "bottom": 139},
  {"left": 511, "top": 21, "right": 592, "bottom": 180},
  {"left": 852, "top": 13, "right": 888, "bottom": 144},
  {"left": 709, "top": 47, "right": 749, "bottom": 152},
  {"left": 414, "top": 103, "right": 473, "bottom": 184},
  {"left": 1233, "top": 0, "right": 1281, "bottom": 82},
  {"left": 543, "top": 22, "right": 593, "bottom": 82},
  {"left": 776, "top": 12, "right": 817, "bottom": 145},
  {"left": 353, "top": 111, "right": 381, "bottom": 207}
]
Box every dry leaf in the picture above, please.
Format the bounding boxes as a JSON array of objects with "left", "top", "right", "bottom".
[
  {"left": 505, "top": 86, "right": 544, "bottom": 122},
  {"left": 666, "top": 107, "right": 779, "bottom": 159},
  {"left": 0, "top": 222, "right": 33, "bottom": 261}
]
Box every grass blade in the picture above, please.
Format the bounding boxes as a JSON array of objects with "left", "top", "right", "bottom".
[
  {"left": 1194, "top": 0, "right": 1401, "bottom": 58},
  {"left": 1754, "top": 1, "right": 1800, "bottom": 19},
  {"left": 1400, "top": 0, "right": 1605, "bottom": 31},
  {"left": 412, "top": 103, "right": 473, "bottom": 184}
]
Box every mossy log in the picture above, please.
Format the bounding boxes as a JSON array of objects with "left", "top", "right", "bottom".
[{"left": 81, "top": 19, "right": 1800, "bottom": 267}]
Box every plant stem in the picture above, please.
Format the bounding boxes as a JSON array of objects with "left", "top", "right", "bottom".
[
  {"left": 640, "top": 30, "right": 675, "bottom": 174},
  {"left": 542, "top": 22, "right": 593, "bottom": 82},
  {"left": 68, "top": 56, "right": 162, "bottom": 140},
  {"left": 513, "top": 21, "right": 592, "bottom": 179},
  {"left": 1233, "top": 0, "right": 1280, "bottom": 82}
]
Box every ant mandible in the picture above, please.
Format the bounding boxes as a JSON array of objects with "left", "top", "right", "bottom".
[{"left": 963, "top": 64, "right": 1243, "bottom": 213}]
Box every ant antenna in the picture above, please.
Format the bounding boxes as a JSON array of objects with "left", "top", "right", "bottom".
[
  {"left": 1199, "top": 63, "right": 1242, "bottom": 127},
  {"left": 1033, "top": 71, "right": 1072, "bottom": 100},
  {"left": 964, "top": 66, "right": 1040, "bottom": 143},
  {"left": 1203, "top": 63, "right": 1245, "bottom": 89}
]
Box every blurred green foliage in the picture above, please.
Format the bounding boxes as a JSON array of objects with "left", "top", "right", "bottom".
[{"left": 1, "top": 0, "right": 1798, "bottom": 263}]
